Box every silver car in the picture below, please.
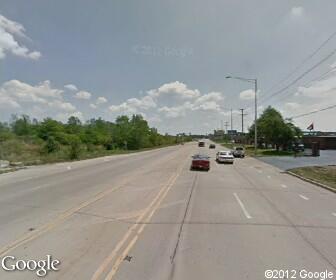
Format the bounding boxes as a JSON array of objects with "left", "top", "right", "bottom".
[{"left": 216, "top": 151, "right": 234, "bottom": 164}]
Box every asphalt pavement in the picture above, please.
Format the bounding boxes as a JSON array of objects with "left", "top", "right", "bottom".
[
  {"left": 258, "top": 150, "right": 336, "bottom": 170},
  {"left": 0, "top": 142, "right": 335, "bottom": 280}
]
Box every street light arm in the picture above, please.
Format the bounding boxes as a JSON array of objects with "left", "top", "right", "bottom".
[{"left": 226, "top": 76, "right": 256, "bottom": 83}]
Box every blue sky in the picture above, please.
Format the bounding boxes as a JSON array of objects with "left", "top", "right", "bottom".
[{"left": 1, "top": 0, "right": 336, "bottom": 133}]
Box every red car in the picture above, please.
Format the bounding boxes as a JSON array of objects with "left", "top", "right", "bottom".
[{"left": 191, "top": 154, "right": 210, "bottom": 171}]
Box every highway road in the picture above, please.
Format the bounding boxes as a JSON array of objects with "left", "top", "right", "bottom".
[{"left": 0, "top": 141, "right": 335, "bottom": 279}]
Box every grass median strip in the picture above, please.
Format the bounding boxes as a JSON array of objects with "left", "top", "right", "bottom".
[{"left": 288, "top": 165, "right": 336, "bottom": 191}]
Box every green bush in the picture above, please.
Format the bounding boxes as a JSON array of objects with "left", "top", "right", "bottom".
[
  {"left": 68, "top": 135, "right": 82, "bottom": 159},
  {"left": 44, "top": 136, "right": 60, "bottom": 154}
]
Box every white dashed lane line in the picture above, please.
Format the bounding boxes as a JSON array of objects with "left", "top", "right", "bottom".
[
  {"left": 332, "top": 213, "right": 336, "bottom": 217},
  {"left": 267, "top": 175, "right": 271, "bottom": 179},
  {"left": 281, "top": 184, "right": 288, "bottom": 188},
  {"left": 233, "top": 193, "right": 252, "bottom": 219},
  {"left": 299, "top": 194, "right": 309, "bottom": 201}
]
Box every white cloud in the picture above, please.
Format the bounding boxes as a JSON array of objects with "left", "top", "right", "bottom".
[
  {"left": 158, "top": 105, "right": 187, "bottom": 119},
  {"left": 0, "top": 93, "right": 21, "bottom": 109},
  {"left": 0, "top": 14, "right": 41, "bottom": 60},
  {"left": 109, "top": 95, "right": 156, "bottom": 114},
  {"left": 48, "top": 100, "right": 76, "bottom": 112},
  {"left": 64, "top": 84, "right": 78, "bottom": 91},
  {"left": 147, "top": 115, "right": 162, "bottom": 123},
  {"left": 194, "top": 91, "right": 223, "bottom": 103},
  {"left": 239, "top": 89, "right": 255, "bottom": 100},
  {"left": 285, "top": 102, "right": 301, "bottom": 110},
  {"left": 90, "top": 103, "right": 97, "bottom": 109},
  {"left": 290, "top": 6, "right": 304, "bottom": 18},
  {"left": 0, "top": 79, "right": 82, "bottom": 121},
  {"left": 96, "top": 96, "right": 108, "bottom": 104},
  {"left": 1, "top": 80, "right": 63, "bottom": 104},
  {"left": 108, "top": 82, "right": 226, "bottom": 123},
  {"left": 0, "top": 14, "right": 26, "bottom": 38},
  {"left": 148, "top": 81, "right": 200, "bottom": 99},
  {"left": 192, "top": 91, "right": 224, "bottom": 112},
  {"left": 56, "top": 111, "right": 84, "bottom": 122},
  {"left": 295, "top": 75, "right": 336, "bottom": 98},
  {"left": 75, "top": 90, "right": 92, "bottom": 100}
]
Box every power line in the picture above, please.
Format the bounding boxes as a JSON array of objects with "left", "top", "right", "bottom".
[
  {"left": 260, "top": 47, "right": 336, "bottom": 105},
  {"left": 265, "top": 30, "right": 336, "bottom": 94},
  {"left": 288, "top": 104, "right": 336, "bottom": 119},
  {"left": 271, "top": 67, "right": 336, "bottom": 105}
]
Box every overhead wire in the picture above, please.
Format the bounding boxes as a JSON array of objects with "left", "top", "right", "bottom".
[
  {"left": 288, "top": 104, "right": 336, "bottom": 119},
  {"left": 259, "top": 47, "right": 336, "bottom": 105},
  {"left": 264, "top": 30, "right": 336, "bottom": 94}
]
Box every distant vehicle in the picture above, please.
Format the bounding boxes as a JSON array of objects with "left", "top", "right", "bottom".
[
  {"left": 191, "top": 154, "right": 210, "bottom": 171},
  {"left": 198, "top": 141, "right": 205, "bottom": 147},
  {"left": 292, "top": 143, "right": 304, "bottom": 152},
  {"left": 209, "top": 144, "right": 216, "bottom": 149},
  {"left": 232, "top": 147, "right": 245, "bottom": 158},
  {"left": 216, "top": 151, "right": 234, "bottom": 164}
]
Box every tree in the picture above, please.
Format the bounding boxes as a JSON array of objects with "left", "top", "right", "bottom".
[
  {"left": 11, "top": 115, "right": 33, "bottom": 136},
  {"left": 249, "top": 106, "right": 301, "bottom": 150},
  {"left": 127, "top": 115, "right": 150, "bottom": 149},
  {"left": 37, "top": 118, "right": 65, "bottom": 141},
  {"left": 66, "top": 116, "right": 82, "bottom": 134}
]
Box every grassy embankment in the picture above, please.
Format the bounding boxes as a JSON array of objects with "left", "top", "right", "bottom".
[
  {"left": 0, "top": 115, "right": 189, "bottom": 171},
  {"left": 0, "top": 139, "right": 179, "bottom": 167},
  {"left": 289, "top": 166, "right": 336, "bottom": 191}
]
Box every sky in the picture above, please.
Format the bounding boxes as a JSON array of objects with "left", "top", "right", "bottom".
[{"left": 0, "top": 0, "right": 336, "bottom": 134}]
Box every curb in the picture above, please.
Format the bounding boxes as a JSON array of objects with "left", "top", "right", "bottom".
[{"left": 286, "top": 171, "right": 336, "bottom": 193}]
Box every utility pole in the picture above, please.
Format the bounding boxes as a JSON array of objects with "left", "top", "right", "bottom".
[
  {"left": 221, "top": 120, "right": 224, "bottom": 140},
  {"left": 224, "top": 121, "right": 229, "bottom": 134},
  {"left": 226, "top": 76, "right": 258, "bottom": 155},
  {"left": 230, "top": 108, "right": 233, "bottom": 131},
  {"left": 239, "top": 108, "right": 247, "bottom": 133}
]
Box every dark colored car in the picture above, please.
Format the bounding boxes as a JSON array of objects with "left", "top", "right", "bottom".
[
  {"left": 232, "top": 146, "right": 245, "bottom": 158},
  {"left": 292, "top": 143, "right": 304, "bottom": 152},
  {"left": 191, "top": 154, "right": 210, "bottom": 171},
  {"left": 209, "top": 144, "right": 216, "bottom": 149},
  {"left": 198, "top": 141, "right": 205, "bottom": 147}
]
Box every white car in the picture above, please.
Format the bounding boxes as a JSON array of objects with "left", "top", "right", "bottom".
[{"left": 216, "top": 151, "right": 234, "bottom": 164}]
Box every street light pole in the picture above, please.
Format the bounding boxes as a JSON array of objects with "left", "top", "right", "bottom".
[
  {"left": 226, "top": 76, "right": 258, "bottom": 156},
  {"left": 254, "top": 79, "right": 258, "bottom": 156}
]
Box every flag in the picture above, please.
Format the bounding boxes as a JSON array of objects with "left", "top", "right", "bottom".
[{"left": 307, "top": 122, "right": 314, "bottom": 131}]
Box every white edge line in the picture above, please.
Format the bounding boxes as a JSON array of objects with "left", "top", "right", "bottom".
[
  {"left": 233, "top": 193, "right": 252, "bottom": 219},
  {"left": 299, "top": 194, "right": 309, "bottom": 201}
]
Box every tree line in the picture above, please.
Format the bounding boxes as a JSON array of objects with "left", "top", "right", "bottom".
[{"left": 0, "top": 114, "right": 189, "bottom": 163}]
